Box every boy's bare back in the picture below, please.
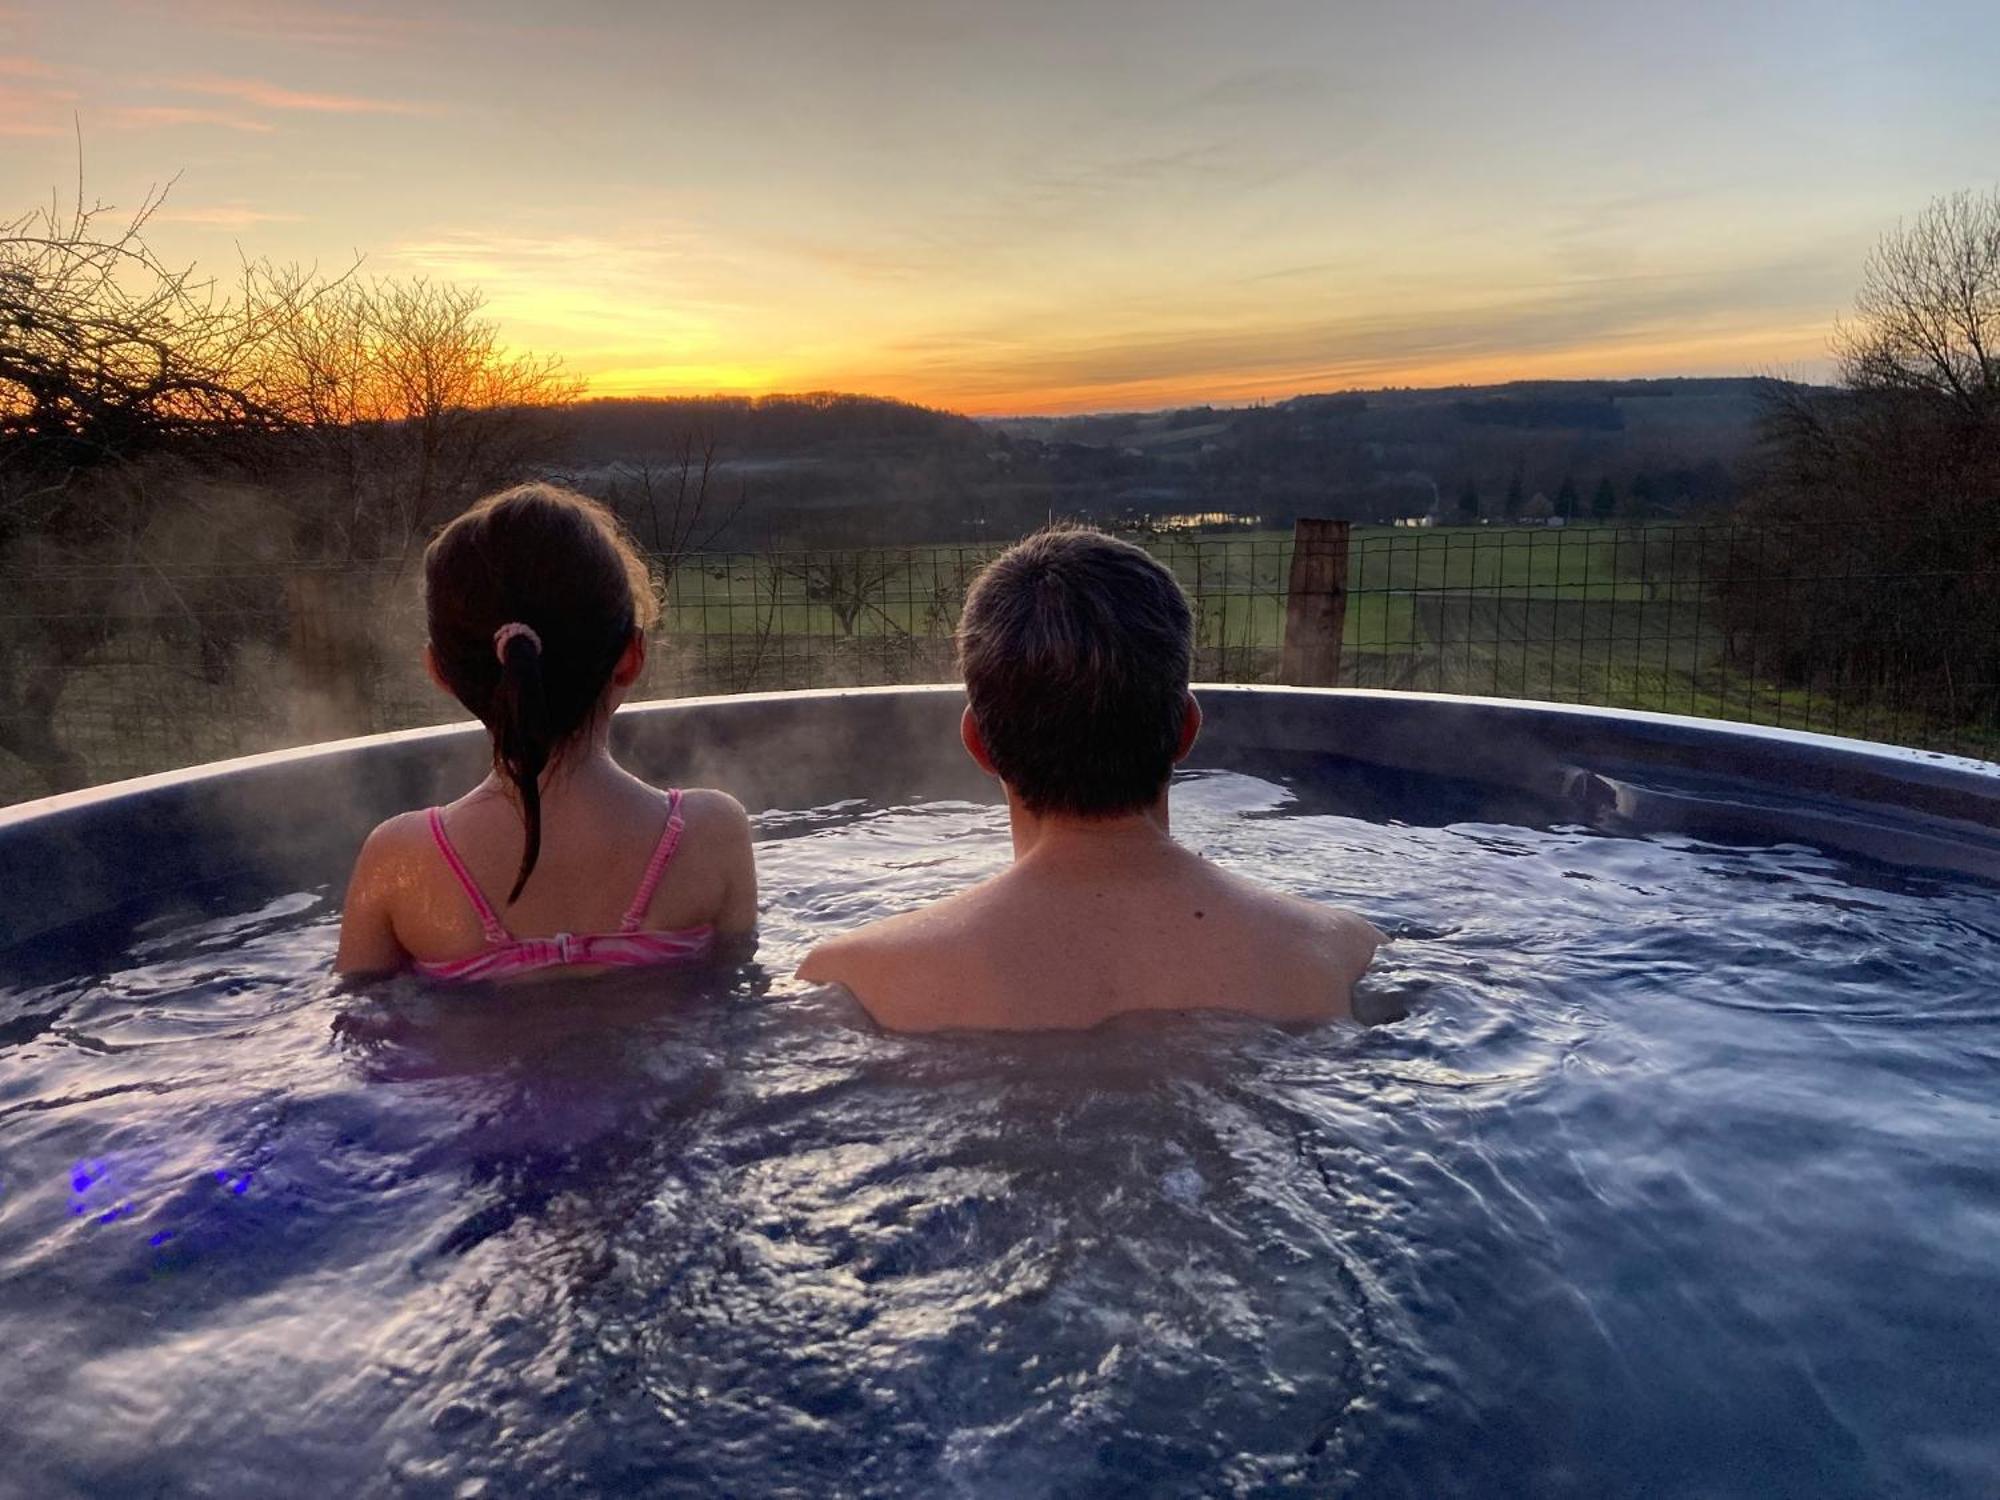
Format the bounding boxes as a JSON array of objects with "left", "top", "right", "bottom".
[{"left": 800, "top": 832, "right": 1380, "bottom": 1032}]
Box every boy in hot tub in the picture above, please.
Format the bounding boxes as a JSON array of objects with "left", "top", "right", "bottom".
[{"left": 799, "top": 527, "right": 1381, "bottom": 1032}]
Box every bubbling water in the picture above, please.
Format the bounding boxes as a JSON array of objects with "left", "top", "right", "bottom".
[{"left": 1, "top": 763, "right": 1997, "bottom": 1497}]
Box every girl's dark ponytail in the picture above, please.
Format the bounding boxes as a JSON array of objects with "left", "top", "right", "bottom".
[
  {"left": 424, "top": 484, "right": 659, "bottom": 908},
  {"left": 490, "top": 624, "right": 551, "bottom": 904}
]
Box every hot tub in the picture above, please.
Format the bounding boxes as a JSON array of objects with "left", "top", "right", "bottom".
[{"left": 2, "top": 687, "right": 1997, "bottom": 1497}]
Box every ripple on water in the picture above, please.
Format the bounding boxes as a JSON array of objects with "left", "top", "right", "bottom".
[{"left": 0, "top": 763, "right": 1997, "bottom": 1497}]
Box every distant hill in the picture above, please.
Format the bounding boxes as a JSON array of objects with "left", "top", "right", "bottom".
[
  {"left": 568, "top": 392, "right": 981, "bottom": 456},
  {"left": 559, "top": 379, "right": 1791, "bottom": 547}
]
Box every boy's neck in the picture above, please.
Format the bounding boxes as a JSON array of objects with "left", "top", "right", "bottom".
[{"left": 1007, "top": 794, "right": 1175, "bottom": 863}]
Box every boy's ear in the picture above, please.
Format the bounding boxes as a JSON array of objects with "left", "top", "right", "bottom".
[
  {"left": 960, "top": 706, "right": 1000, "bottom": 777},
  {"left": 1173, "top": 692, "right": 1202, "bottom": 764},
  {"left": 424, "top": 644, "right": 450, "bottom": 696},
  {"left": 611, "top": 629, "right": 646, "bottom": 688}
]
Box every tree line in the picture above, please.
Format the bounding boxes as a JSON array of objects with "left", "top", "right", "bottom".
[
  {"left": 0, "top": 182, "right": 577, "bottom": 785},
  {"left": 1724, "top": 188, "right": 2000, "bottom": 727}
]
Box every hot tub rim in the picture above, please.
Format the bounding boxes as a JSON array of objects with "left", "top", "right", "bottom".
[{"left": 5, "top": 683, "right": 1997, "bottom": 831}]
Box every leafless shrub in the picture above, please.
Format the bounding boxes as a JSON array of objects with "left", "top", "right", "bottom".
[
  {"left": 0, "top": 170, "right": 580, "bottom": 790},
  {"left": 1837, "top": 189, "right": 2000, "bottom": 420},
  {"left": 239, "top": 265, "right": 583, "bottom": 557},
  {"left": 1730, "top": 188, "right": 2000, "bottom": 719},
  {"left": 776, "top": 551, "right": 902, "bottom": 636},
  {"left": 0, "top": 181, "right": 277, "bottom": 550}
]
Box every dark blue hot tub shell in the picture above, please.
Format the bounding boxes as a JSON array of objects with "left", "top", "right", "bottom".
[{"left": 3, "top": 687, "right": 1998, "bottom": 956}]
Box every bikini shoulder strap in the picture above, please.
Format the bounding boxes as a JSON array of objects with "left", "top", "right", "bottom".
[
  {"left": 426, "top": 807, "right": 510, "bottom": 945},
  {"left": 620, "top": 789, "right": 688, "bottom": 933}
]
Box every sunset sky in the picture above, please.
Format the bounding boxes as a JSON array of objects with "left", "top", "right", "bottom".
[{"left": 3, "top": 0, "right": 1995, "bottom": 414}]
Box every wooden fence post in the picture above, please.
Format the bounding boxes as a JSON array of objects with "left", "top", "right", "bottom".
[{"left": 1280, "top": 518, "right": 1349, "bottom": 686}]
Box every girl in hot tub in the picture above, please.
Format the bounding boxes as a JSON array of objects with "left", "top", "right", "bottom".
[{"left": 336, "top": 483, "right": 757, "bottom": 980}]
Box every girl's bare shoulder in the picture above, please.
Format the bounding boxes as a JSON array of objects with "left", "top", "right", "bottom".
[
  {"left": 673, "top": 785, "right": 749, "bottom": 823},
  {"left": 353, "top": 808, "right": 435, "bottom": 870},
  {"left": 668, "top": 786, "right": 753, "bottom": 851}
]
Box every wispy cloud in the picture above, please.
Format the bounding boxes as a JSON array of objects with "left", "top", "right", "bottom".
[
  {"left": 0, "top": 51, "right": 421, "bottom": 136},
  {"left": 1180, "top": 65, "right": 1327, "bottom": 114},
  {"left": 104, "top": 104, "right": 276, "bottom": 134},
  {"left": 154, "top": 0, "right": 592, "bottom": 54},
  {"left": 168, "top": 73, "right": 433, "bottom": 116},
  {"left": 392, "top": 231, "right": 709, "bottom": 283},
  {"left": 389, "top": 231, "right": 736, "bottom": 347},
  {"left": 142, "top": 0, "right": 437, "bottom": 53},
  {"left": 842, "top": 258, "right": 1847, "bottom": 413},
  {"left": 809, "top": 139, "right": 1305, "bottom": 284},
  {"left": 0, "top": 55, "right": 75, "bottom": 135}
]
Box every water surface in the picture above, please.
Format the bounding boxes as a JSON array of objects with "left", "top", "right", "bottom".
[{"left": 2, "top": 764, "right": 1997, "bottom": 1497}]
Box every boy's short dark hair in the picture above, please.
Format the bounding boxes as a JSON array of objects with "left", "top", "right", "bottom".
[{"left": 957, "top": 527, "right": 1194, "bottom": 817}]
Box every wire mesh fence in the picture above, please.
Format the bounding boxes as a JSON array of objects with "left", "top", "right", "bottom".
[
  {"left": 4, "top": 520, "right": 1997, "bottom": 806},
  {"left": 1335, "top": 523, "right": 2000, "bottom": 755}
]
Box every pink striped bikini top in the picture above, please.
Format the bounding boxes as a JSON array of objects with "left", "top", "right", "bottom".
[{"left": 413, "top": 789, "right": 715, "bottom": 982}]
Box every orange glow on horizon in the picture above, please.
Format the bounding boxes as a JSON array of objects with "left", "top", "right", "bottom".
[
  {"left": 8, "top": 3, "right": 1931, "bottom": 427},
  {"left": 569, "top": 319, "right": 1834, "bottom": 418}
]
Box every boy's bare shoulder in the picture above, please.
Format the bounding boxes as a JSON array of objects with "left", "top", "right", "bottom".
[
  {"left": 1209, "top": 870, "right": 1382, "bottom": 995},
  {"left": 1281, "top": 892, "right": 1382, "bottom": 957},
  {"left": 1290, "top": 894, "right": 1385, "bottom": 949},
  {"left": 797, "top": 889, "right": 984, "bottom": 1026},
  {"left": 1208, "top": 863, "right": 1381, "bottom": 942},
  {"left": 800, "top": 892, "right": 965, "bottom": 974},
  {"left": 1278, "top": 900, "right": 1383, "bottom": 1006}
]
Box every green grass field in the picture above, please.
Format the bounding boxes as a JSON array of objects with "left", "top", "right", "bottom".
[
  {"left": 8, "top": 522, "right": 1992, "bottom": 805},
  {"left": 651, "top": 525, "right": 1712, "bottom": 649},
  {"left": 639, "top": 523, "right": 1987, "bottom": 756}
]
